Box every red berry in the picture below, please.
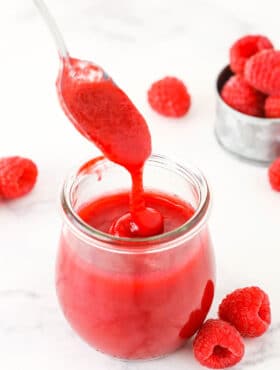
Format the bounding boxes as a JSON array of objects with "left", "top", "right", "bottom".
[
  {"left": 265, "top": 96, "right": 280, "bottom": 118},
  {"left": 244, "top": 50, "right": 280, "bottom": 95},
  {"left": 0, "top": 157, "right": 38, "bottom": 200},
  {"left": 219, "top": 287, "right": 271, "bottom": 337},
  {"left": 268, "top": 157, "right": 280, "bottom": 191},
  {"left": 230, "top": 35, "right": 273, "bottom": 74},
  {"left": 221, "top": 75, "right": 265, "bottom": 117},
  {"left": 193, "top": 319, "right": 244, "bottom": 369},
  {"left": 148, "top": 77, "right": 191, "bottom": 117}
]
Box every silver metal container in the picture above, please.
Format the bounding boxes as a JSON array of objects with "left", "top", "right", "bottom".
[{"left": 215, "top": 66, "right": 280, "bottom": 165}]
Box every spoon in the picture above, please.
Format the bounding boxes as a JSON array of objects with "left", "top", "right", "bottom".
[
  {"left": 33, "top": 0, "right": 163, "bottom": 237},
  {"left": 33, "top": 0, "right": 153, "bottom": 171}
]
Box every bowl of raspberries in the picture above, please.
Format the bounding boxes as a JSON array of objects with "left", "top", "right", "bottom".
[{"left": 215, "top": 35, "right": 280, "bottom": 164}]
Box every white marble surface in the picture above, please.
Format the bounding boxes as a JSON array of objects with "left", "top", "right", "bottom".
[{"left": 1, "top": 0, "right": 280, "bottom": 369}]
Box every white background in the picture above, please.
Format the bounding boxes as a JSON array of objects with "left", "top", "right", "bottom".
[{"left": 0, "top": 1, "right": 280, "bottom": 369}]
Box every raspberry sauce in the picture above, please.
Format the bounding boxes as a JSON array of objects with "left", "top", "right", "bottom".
[
  {"left": 78, "top": 191, "right": 194, "bottom": 235},
  {"left": 56, "top": 57, "right": 215, "bottom": 359},
  {"left": 57, "top": 191, "right": 215, "bottom": 359},
  {"left": 57, "top": 58, "right": 162, "bottom": 237}
]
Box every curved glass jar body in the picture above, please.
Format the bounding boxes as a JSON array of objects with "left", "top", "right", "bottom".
[{"left": 56, "top": 155, "right": 215, "bottom": 360}]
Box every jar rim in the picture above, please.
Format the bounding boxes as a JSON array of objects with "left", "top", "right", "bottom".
[{"left": 61, "top": 154, "right": 211, "bottom": 254}]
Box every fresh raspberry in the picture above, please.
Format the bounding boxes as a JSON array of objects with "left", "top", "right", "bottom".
[
  {"left": 265, "top": 96, "right": 280, "bottom": 118},
  {"left": 221, "top": 75, "right": 265, "bottom": 117},
  {"left": 268, "top": 157, "right": 280, "bottom": 191},
  {"left": 147, "top": 77, "right": 191, "bottom": 117},
  {"left": 193, "top": 319, "right": 244, "bottom": 369},
  {"left": 0, "top": 157, "right": 38, "bottom": 200},
  {"left": 230, "top": 35, "right": 273, "bottom": 74},
  {"left": 244, "top": 50, "right": 280, "bottom": 95},
  {"left": 219, "top": 287, "right": 271, "bottom": 337}
]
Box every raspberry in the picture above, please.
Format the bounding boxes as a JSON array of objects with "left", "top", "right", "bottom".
[
  {"left": 265, "top": 96, "right": 280, "bottom": 118},
  {"left": 221, "top": 75, "right": 265, "bottom": 117},
  {"left": 219, "top": 287, "right": 271, "bottom": 337},
  {"left": 193, "top": 319, "right": 244, "bottom": 369},
  {"left": 268, "top": 157, "right": 280, "bottom": 191},
  {"left": 244, "top": 50, "right": 280, "bottom": 95},
  {"left": 230, "top": 35, "right": 273, "bottom": 74},
  {"left": 147, "top": 77, "right": 191, "bottom": 117},
  {"left": 0, "top": 157, "right": 38, "bottom": 200}
]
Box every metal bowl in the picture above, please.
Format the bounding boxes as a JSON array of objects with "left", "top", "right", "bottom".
[{"left": 215, "top": 66, "right": 280, "bottom": 165}]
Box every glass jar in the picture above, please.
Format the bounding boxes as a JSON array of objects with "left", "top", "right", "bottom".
[{"left": 56, "top": 154, "right": 215, "bottom": 360}]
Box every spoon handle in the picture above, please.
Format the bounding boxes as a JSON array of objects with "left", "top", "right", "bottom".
[{"left": 33, "top": 0, "right": 70, "bottom": 60}]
